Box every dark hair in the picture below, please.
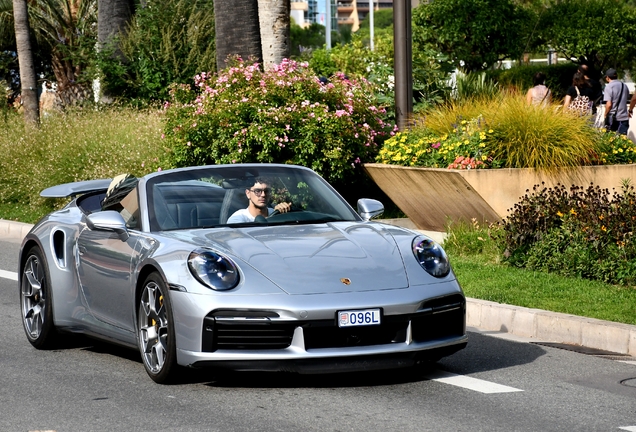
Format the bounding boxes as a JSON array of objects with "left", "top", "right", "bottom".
[
  {"left": 532, "top": 72, "right": 546, "bottom": 86},
  {"left": 246, "top": 176, "right": 272, "bottom": 189},
  {"left": 572, "top": 71, "right": 590, "bottom": 88}
]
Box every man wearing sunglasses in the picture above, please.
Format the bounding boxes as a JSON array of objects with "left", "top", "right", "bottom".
[{"left": 226, "top": 177, "right": 292, "bottom": 223}]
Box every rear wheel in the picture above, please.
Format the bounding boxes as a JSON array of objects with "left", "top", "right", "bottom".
[
  {"left": 20, "top": 247, "right": 58, "bottom": 349},
  {"left": 137, "top": 272, "right": 178, "bottom": 383}
]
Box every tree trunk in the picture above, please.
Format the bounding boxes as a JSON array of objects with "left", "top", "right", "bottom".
[
  {"left": 213, "top": 0, "right": 262, "bottom": 70},
  {"left": 12, "top": 0, "right": 39, "bottom": 125},
  {"left": 98, "top": 0, "right": 134, "bottom": 59},
  {"left": 98, "top": 0, "right": 134, "bottom": 102},
  {"left": 258, "top": 0, "right": 290, "bottom": 70}
]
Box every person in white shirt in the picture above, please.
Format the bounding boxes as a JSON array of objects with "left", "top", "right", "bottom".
[{"left": 226, "top": 178, "right": 292, "bottom": 223}]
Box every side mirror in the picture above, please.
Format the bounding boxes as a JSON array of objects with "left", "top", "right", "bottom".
[
  {"left": 86, "top": 211, "right": 130, "bottom": 241},
  {"left": 357, "top": 199, "right": 384, "bottom": 221}
]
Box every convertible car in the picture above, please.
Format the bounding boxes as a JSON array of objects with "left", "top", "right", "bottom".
[{"left": 19, "top": 164, "right": 467, "bottom": 383}]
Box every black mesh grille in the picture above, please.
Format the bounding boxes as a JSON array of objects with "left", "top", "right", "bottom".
[
  {"left": 411, "top": 295, "right": 465, "bottom": 343},
  {"left": 303, "top": 319, "right": 408, "bottom": 349},
  {"left": 202, "top": 317, "right": 295, "bottom": 352}
]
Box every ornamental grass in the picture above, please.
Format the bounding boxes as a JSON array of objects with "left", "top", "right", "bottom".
[
  {"left": 377, "top": 92, "right": 636, "bottom": 171},
  {"left": 0, "top": 108, "right": 163, "bottom": 220}
]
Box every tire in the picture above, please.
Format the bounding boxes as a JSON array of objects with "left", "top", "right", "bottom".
[
  {"left": 20, "top": 246, "right": 58, "bottom": 349},
  {"left": 137, "top": 272, "right": 179, "bottom": 384}
]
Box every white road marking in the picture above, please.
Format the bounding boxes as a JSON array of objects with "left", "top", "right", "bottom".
[
  {"left": 619, "top": 427, "right": 636, "bottom": 431},
  {"left": 618, "top": 360, "right": 636, "bottom": 366},
  {"left": 423, "top": 370, "right": 523, "bottom": 394},
  {"left": 0, "top": 269, "right": 18, "bottom": 281}
]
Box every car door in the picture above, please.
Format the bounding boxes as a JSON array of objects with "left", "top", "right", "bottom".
[{"left": 76, "top": 227, "right": 141, "bottom": 332}]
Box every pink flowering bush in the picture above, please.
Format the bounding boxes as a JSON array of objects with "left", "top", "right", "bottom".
[{"left": 163, "top": 58, "right": 394, "bottom": 185}]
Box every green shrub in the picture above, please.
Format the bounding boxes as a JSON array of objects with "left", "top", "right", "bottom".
[
  {"left": 99, "top": 0, "right": 216, "bottom": 102},
  {"left": 162, "top": 59, "right": 394, "bottom": 189},
  {"left": 502, "top": 181, "right": 636, "bottom": 286}
]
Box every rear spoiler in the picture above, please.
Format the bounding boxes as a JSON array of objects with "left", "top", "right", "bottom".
[{"left": 40, "top": 179, "right": 112, "bottom": 198}]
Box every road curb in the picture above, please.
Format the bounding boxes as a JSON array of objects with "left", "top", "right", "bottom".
[
  {"left": 466, "top": 298, "right": 636, "bottom": 356},
  {"left": 0, "top": 219, "right": 33, "bottom": 241},
  {"left": 2, "top": 219, "right": 635, "bottom": 355}
]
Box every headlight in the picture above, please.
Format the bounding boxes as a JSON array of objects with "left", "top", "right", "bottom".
[
  {"left": 188, "top": 249, "right": 239, "bottom": 290},
  {"left": 412, "top": 236, "right": 450, "bottom": 278}
]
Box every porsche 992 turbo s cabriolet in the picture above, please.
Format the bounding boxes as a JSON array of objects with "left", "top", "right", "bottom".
[{"left": 19, "top": 164, "right": 467, "bottom": 383}]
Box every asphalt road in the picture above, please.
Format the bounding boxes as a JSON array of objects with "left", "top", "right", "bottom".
[{"left": 1, "top": 240, "right": 635, "bottom": 432}]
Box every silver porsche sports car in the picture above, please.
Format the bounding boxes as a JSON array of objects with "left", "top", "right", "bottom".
[{"left": 19, "top": 164, "right": 467, "bottom": 383}]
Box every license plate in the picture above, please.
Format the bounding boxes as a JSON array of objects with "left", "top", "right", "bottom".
[{"left": 338, "top": 308, "right": 381, "bottom": 328}]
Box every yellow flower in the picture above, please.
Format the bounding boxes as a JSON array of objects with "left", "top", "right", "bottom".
[
  {"left": 601, "top": 225, "right": 607, "bottom": 232},
  {"left": 570, "top": 208, "right": 577, "bottom": 215},
  {"left": 488, "top": 129, "right": 493, "bottom": 133},
  {"left": 557, "top": 211, "right": 564, "bottom": 217}
]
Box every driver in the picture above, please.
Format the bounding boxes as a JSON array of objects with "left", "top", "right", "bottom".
[{"left": 226, "top": 177, "right": 291, "bottom": 223}]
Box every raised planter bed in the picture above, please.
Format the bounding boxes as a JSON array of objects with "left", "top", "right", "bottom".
[{"left": 364, "top": 163, "right": 636, "bottom": 232}]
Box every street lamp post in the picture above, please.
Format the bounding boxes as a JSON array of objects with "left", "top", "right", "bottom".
[
  {"left": 325, "top": 0, "right": 331, "bottom": 49},
  {"left": 393, "top": 0, "right": 413, "bottom": 131},
  {"left": 369, "top": 0, "right": 374, "bottom": 51}
]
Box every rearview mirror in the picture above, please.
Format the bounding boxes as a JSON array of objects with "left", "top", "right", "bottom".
[{"left": 357, "top": 199, "right": 384, "bottom": 221}]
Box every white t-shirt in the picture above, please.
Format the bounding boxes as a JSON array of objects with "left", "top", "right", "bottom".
[{"left": 226, "top": 207, "right": 274, "bottom": 223}]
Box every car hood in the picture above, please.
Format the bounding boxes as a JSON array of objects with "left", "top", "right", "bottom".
[{"left": 166, "top": 223, "right": 409, "bottom": 295}]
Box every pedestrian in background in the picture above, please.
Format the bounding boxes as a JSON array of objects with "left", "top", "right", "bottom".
[
  {"left": 563, "top": 71, "right": 594, "bottom": 116},
  {"left": 578, "top": 64, "right": 603, "bottom": 114},
  {"left": 526, "top": 72, "right": 551, "bottom": 106},
  {"left": 603, "top": 68, "right": 630, "bottom": 134}
]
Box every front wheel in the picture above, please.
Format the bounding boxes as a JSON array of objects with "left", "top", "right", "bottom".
[
  {"left": 137, "top": 272, "right": 178, "bottom": 383},
  {"left": 21, "top": 247, "right": 59, "bottom": 349}
]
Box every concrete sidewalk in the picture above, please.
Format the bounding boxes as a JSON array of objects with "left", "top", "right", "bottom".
[{"left": 4, "top": 218, "right": 635, "bottom": 356}]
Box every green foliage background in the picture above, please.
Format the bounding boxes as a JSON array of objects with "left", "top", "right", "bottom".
[{"left": 98, "top": 0, "right": 216, "bottom": 102}]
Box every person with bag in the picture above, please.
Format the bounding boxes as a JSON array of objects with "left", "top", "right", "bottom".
[
  {"left": 563, "top": 71, "right": 594, "bottom": 116},
  {"left": 603, "top": 68, "right": 630, "bottom": 134}
]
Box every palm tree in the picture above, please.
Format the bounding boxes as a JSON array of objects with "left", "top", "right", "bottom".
[
  {"left": 257, "top": 0, "right": 290, "bottom": 70},
  {"left": 30, "top": 0, "right": 97, "bottom": 107},
  {"left": 12, "top": 0, "right": 39, "bottom": 125},
  {"left": 213, "top": 0, "right": 262, "bottom": 70}
]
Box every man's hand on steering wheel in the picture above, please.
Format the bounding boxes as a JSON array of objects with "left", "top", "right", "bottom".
[
  {"left": 275, "top": 202, "right": 292, "bottom": 213},
  {"left": 269, "top": 202, "right": 292, "bottom": 217}
]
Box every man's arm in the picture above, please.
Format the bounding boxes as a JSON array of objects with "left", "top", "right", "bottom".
[{"left": 629, "top": 92, "right": 636, "bottom": 118}]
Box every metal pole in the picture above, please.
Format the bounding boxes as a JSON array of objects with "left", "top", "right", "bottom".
[
  {"left": 325, "top": 0, "right": 331, "bottom": 49},
  {"left": 369, "top": 0, "right": 374, "bottom": 51},
  {"left": 393, "top": 0, "right": 413, "bottom": 131}
]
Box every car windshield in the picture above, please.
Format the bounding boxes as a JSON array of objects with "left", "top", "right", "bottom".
[{"left": 146, "top": 165, "right": 360, "bottom": 231}]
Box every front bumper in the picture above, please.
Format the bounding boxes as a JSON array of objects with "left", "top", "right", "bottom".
[{"left": 172, "top": 283, "right": 467, "bottom": 373}]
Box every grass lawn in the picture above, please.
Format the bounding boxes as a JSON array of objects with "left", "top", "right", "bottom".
[{"left": 452, "top": 254, "right": 636, "bottom": 326}]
